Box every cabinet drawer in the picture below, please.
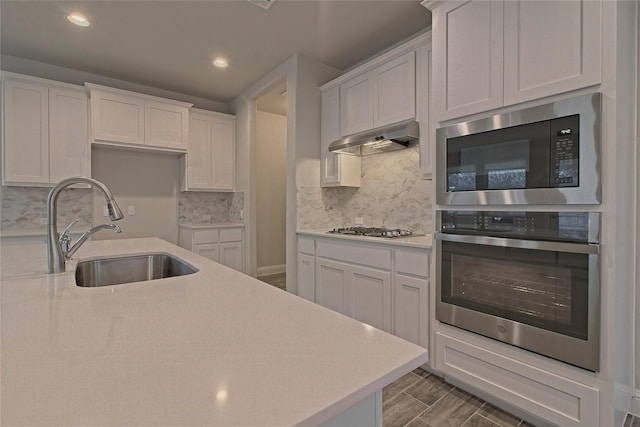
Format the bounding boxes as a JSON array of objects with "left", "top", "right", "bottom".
[
  {"left": 396, "top": 248, "right": 430, "bottom": 278},
  {"left": 317, "top": 239, "right": 391, "bottom": 270},
  {"left": 193, "top": 230, "right": 219, "bottom": 244},
  {"left": 435, "top": 332, "right": 598, "bottom": 427},
  {"left": 220, "top": 228, "right": 242, "bottom": 242},
  {"left": 298, "top": 236, "right": 315, "bottom": 255}
]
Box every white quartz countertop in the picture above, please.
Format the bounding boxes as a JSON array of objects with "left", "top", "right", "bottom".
[
  {"left": 0, "top": 238, "right": 427, "bottom": 426},
  {"left": 179, "top": 222, "right": 244, "bottom": 230},
  {"left": 297, "top": 230, "right": 433, "bottom": 249}
]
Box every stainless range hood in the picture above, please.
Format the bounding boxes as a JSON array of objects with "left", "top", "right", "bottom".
[{"left": 328, "top": 119, "right": 419, "bottom": 156}]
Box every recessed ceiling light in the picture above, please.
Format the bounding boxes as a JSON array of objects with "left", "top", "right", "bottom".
[
  {"left": 67, "top": 13, "right": 90, "bottom": 27},
  {"left": 212, "top": 58, "right": 229, "bottom": 68}
]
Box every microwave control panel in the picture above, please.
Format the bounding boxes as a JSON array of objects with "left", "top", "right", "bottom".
[{"left": 550, "top": 115, "right": 580, "bottom": 187}]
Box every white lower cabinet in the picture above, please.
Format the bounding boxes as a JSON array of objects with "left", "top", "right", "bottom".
[
  {"left": 315, "top": 258, "right": 392, "bottom": 332},
  {"left": 316, "top": 258, "right": 350, "bottom": 317},
  {"left": 297, "top": 253, "right": 316, "bottom": 302},
  {"left": 435, "top": 331, "right": 599, "bottom": 427},
  {"left": 394, "top": 275, "right": 429, "bottom": 348},
  {"left": 297, "top": 234, "right": 429, "bottom": 349},
  {"left": 179, "top": 225, "right": 244, "bottom": 272}
]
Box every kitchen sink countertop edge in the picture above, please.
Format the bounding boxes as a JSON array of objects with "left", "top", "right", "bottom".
[
  {"left": 297, "top": 229, "right": 433, "bottom": 248},
  {"left": 0, "top": 237, "right": 428, "bottom": 426}
]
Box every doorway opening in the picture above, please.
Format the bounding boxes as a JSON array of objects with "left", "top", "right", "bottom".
[{"left": 255, "top": 79, "right": 287, "bottom": 290}]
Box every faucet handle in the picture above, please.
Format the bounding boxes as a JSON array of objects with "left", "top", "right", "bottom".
[{"left": 60, "top": 218, "right": 80, "bottom": 237}]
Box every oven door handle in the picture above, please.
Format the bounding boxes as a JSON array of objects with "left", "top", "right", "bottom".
[{"left": 435, "top": 232, "right": 599, "bottom": 254}]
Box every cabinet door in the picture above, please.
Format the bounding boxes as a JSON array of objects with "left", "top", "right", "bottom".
[
  {"left": 374, "top": 51, "right": 416, "bottom": 128},
  {"left": 340, "top": 73, "right": 374, "bottom": 136},
  {"left": 315, "top": 258, "right": 350, "bottom": 316},
  {"left": 186, "top": 113, "right": 213, "bottom": 189},
  {"left": 394, "top": 275, "right": 429, "bottom": 348},
  {"left": 433, "top": 0, "right": 504, "bottom": 121},
  {"left": 145, "top": 101, "right": 189, "bottom": 149},
  {"left": 194, "top": 243, "right": 219, "bottom": 262},
  {"left": 417, "top": 44, "right": 433, "bottom": 179},
  {"left": 321, "top": 87, "right": 341, "bottom": 186},
  {"left": 91, "top": 90, "right": 145, "bottom": 145},
  {"left": 49, "top": 87, "right": 90, "bottom": 182},
  {"left": 503, "top": 0, "right": 601, "bottom": 105},
  {"left": 321, "top": 87, "right": 361, "bottom": 188},
  {"left": 349, "top": 265, "right": 392, "bottom": 333},
  {"left": 220, "top": 242, "right": 243, "bottom": 272},
  {"left": 2, "top": 79, "right": 49, "bottom": 184},
  {"left": 297, "top": 253, "right": 315, "bottom": 301},
  {"left": 211, "top": 116, "right": 235, "bottom": 191}
]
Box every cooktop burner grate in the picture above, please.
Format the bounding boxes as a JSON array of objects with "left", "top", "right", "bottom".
[{"left": 328, "top": 227, "right": 414, "bottom": 238}]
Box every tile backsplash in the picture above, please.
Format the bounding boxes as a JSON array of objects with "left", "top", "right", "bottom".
[
  {"left": 2, "top": 186, "right": 245, "bottom": 235},
  {"left": 1, "top": 186, "right": 93, "bottom": 232},
  {"left": 297, "top": 146, "right": 433, "bottom": 234},
  {"left": 178, "top": 191, "right": 244, "bottom": 224}
]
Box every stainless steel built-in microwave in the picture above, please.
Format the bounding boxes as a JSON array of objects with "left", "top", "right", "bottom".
[{"left": 436, "top": 93, "right": 601, "bottom": 205}]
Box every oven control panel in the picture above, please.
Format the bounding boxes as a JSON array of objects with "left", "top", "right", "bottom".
[{"left": 439, "top": 211, "right": 597, "bottom": 243}]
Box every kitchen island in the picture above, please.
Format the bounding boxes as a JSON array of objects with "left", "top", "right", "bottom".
[{"left": 0, "top": 237, "right": 428, "bottom": 426}]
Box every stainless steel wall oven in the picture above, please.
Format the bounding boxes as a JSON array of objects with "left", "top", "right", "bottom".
[
  {"left": 435, "top": 210, "right": 600, "bottom": 371},
  {"left": 436, "top": 93, "right": 601, "bottom": 205}
]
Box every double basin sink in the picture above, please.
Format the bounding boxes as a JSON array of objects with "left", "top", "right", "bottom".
[{"left": 75, "top": 253, "right": 198, "bottom": 287}]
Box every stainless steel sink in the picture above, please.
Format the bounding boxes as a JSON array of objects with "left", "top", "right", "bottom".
[{"left": 75, "top": 253, "right": 198, "bottom": 287}]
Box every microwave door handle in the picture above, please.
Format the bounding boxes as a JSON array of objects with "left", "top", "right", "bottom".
[{"left": 435, "top": 232, "right": 599, "bottom": 255}]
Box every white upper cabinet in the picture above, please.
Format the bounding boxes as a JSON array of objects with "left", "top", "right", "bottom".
[
  {"left": 145, "top": 101, "right": 189, "bottom": 149},
  {"left": 320, "top": 33, "right": 430, "bottom": 187},
  {"left": 432, "top": 0, "right": 504, "bottom": 121},
  {"left": 416, "top": 44, "right": 433, "bottom": 179},
  {"left": 49, "top": 87, "right": 90, "bottom": 183},
  {"left": 374, "top": 51, "right": 416, "bottom": 128},
  {"left": 502, "top": 0, "right": 601, "bottom": 105},
  {"left": 87, "top": 83, "right": 191, "bottom": 152},
  {"left": 429, "top": 0, "right": 601, "bottom": 122},
  {"left": 320, "top": 86, "right": 361, "bottom": 187},
  {"left": 340, "top": 51, "right": 416, "bottom": 136},
  {"left": 181, "top": 109, "right": 235, "bottom": 192},
  {"left": 2, "top": 74, "right": 89, "bottom": 186},
  {"left": 340, "top": 73, "right": 373, "bottom": 136}
]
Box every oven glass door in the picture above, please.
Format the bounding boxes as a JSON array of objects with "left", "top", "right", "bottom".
[{"left": 440, "top": 238, "right": 591, "bottom": 340}]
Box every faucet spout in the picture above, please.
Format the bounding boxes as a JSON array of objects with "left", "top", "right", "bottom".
[
  {"left": 64, "top": 224, "right": 122, "bottom": 260},
  {"left": 47, "top": 176, "right": 124, "bottom": 273}
]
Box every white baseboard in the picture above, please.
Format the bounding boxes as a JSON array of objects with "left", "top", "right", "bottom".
[
  {"left": 257, "top": 264, "right": 286, "bottom": 277},
  {"left": 630, "top": 391, "right": 640, "bottom": 417}
]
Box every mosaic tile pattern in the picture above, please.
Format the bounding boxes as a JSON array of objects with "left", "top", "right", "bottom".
[
  {"left": 297, "top": 146, "right": 433, "bottom": 234},
  {"left": 177, "top": 191, "right": 233, "bottom": 224},
  {"left": 3, "top": 186, "right": 245, "bottom": 233},
  {"left": 228, "top": 191, "right": 245, "bottom": 223},
  {"left": 1, "top": 186, "right": 93, "bottom": 232}
]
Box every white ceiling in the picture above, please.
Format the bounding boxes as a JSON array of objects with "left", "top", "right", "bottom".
[{"left": 0, "top": 1, "right": 431, "bottom": 105}]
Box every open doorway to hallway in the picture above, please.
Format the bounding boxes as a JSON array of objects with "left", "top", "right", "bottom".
[{"left": 255, "top": 79, "right": 287, "bottom": 289}]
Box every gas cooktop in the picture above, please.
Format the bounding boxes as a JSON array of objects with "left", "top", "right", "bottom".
[{"left": 327, "top": 227, "right": 415, "bottom": 238}]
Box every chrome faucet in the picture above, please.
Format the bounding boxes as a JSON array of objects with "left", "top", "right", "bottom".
[
  {"left": 59, "top": 221, "right": 122, "bottom": 260},
  {"left": 47, "top": 177, "right": 124, "bottom": 273}
]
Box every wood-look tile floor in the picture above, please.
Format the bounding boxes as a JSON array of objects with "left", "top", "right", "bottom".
[
  {"left": 257, "top": 272, "right": 286, "bottom": 290},
  {"left": 383, "top": 368, "right": 532, "bottom": 427},
  {"left": 258, "top": 274, "right": 640, "bottom": 427}
]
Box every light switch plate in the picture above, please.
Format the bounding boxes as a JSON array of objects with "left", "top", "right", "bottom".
[
  {"left": 355, "top": 217, "right": 364, "bottom": 225},
  {"left": 127, "top": 206, "right": 135, "bottom": 216}
]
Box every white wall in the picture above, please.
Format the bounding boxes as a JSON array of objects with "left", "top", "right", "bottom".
[
  {"left": 256, "top": 111, "right": 287, "bottom": 274},
  {"left": 91, "top": 147, "right": 179, "bottom": 244},
  {"left": 230, "top": 54, "right": 340, "bottom": 288}
]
